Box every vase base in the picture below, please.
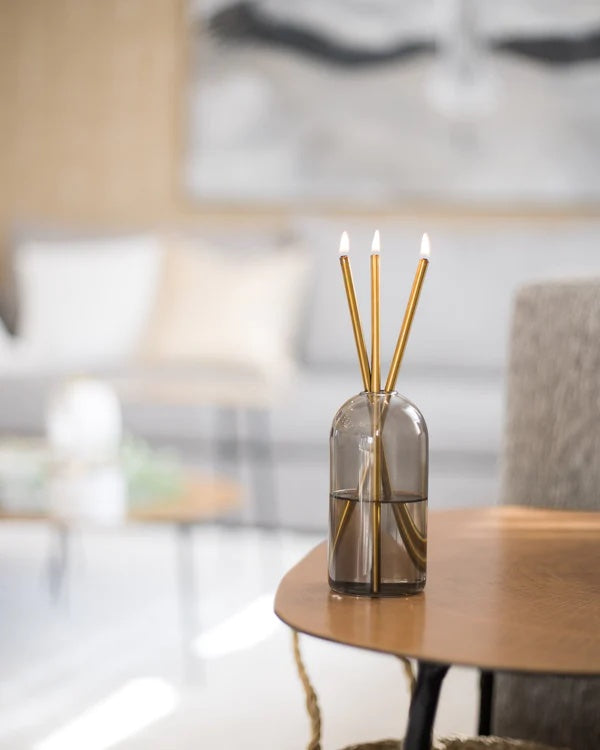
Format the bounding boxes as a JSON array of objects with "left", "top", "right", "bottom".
[{"left": 328, "top": 577, "right": 425, "bottom": 598}]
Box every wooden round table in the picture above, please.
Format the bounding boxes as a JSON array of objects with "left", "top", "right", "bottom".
[{"left": 275, "top": 506, "right": 600, "bottom": 750}]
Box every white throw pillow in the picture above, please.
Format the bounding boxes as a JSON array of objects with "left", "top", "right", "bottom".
[
  {"left": 142, "top": 241, "right": 311, "bottom": 377},
  {"left": 16, "top": 235, "right": 163, "bottom": 370}
]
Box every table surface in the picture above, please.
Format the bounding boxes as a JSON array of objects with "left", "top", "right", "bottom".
[
  {"left": 275, "top": 506, "right": 600, "bottom": 675},
  {"left": 0, "top": 474, "right": 242, "bottom": 524}
]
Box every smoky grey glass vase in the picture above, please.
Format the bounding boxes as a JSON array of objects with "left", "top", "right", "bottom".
[{"left": 328, "top": 391, "right": 428, "bottom": 597}]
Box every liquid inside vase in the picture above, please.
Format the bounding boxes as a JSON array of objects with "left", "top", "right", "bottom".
[{"left": 328, "top": 490, "right": 427, "bottom": 597}]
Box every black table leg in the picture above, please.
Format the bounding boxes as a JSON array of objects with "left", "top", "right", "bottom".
[
  {"left": 404, "top": 661, "right": 449, "bottom": 750},
  {"left": 478, "top": 670, "right": 494, "bottom": 735}
]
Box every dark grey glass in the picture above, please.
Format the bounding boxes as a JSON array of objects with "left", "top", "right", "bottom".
[{"left": 328, "top": 391, "right": 428, "bottom": 597}]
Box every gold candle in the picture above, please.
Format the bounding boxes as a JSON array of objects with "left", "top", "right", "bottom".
[
  {"left": 332, "top": 231, "right": 370, "bottom": 557},
  {"left": 385, "top": 233, "right": 430, "bottom": 393},
  {"left": 370, "top": 230, "right": 381, "bottom": 593},
  {"left": 370, "top": 230, "right": 381, "bottom": 394},
  {"left": 338, "top": 231, "right": 370, "bottom": 391}
]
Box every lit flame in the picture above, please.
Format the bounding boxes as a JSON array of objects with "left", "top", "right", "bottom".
[
  {"left": 420, "top": 233, "right": 430, "bottom": 259},
  {"left": 371, "top": 229, "right": 380, "bottom": 255},
  {"left": 339, "top": 231, "right": 350, "bottom": 256}
]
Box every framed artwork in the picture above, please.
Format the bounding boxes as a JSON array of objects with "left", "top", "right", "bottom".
[{"left": 185, "top": 1, "right": 600, "bottom": 207}]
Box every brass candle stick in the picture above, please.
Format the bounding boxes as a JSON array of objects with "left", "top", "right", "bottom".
[
  {"left": 385, "top": 233, "right": 430, "bottom": 392},
  {"left": 370, "top": 230, "right": 381, "bottom": 393},
  {"left": 370, "top": 230, "right": 382, "bottom": 593},
  {"left": 338, "top": 231, "right": 371, "bottom": 391},
  {"left": 381, "top": 232, "right": 431, "bottom": 573},
  {"left": 331, "top": 232, "right": 371, "bottom": 556}
]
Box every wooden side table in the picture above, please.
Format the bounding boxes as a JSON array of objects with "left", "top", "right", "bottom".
[
  {"left": 275, "top": 506, "right": 600, "bottom": 750},
  {"left": 1, "top": 474, "right": 242, "bottom": 675}
]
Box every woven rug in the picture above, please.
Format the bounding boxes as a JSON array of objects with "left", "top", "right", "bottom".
[{"left": 338, "top": 737, "right": 567, "bottom": 749}]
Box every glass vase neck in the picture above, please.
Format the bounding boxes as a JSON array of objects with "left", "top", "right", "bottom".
[{"left": 360, "top": 390, "right": 398, "bottom": 397}]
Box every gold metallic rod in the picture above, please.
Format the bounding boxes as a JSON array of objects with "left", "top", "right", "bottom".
[
  {"left": 393, "top": 503, "right": 427, "bottom": 569},
  {"left": 370, "top": 401, "right": 382, "bottom": 592},
  {"left": 339, "top": 232, "right": 371, "bottom": 392},
  {"left": 370, "top": 230, "right": 381, "bottom": 594},
  {"left": 379, "top": 233, "right": 430, "bottom": 573},
  {"left": 384, "top": 233, "right": 431, "bottom": 394},
  {"left": 380, "top": 404, "right": 427, "bottom": 571},
  {"left": 370, "top": 231, "right": 381, "bottom": 394},
  {"left": 333, "top": 232, "right": 371, "bottom": 561}
]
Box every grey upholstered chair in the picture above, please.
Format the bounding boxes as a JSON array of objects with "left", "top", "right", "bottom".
[{"left": 492, "top": 280, "right": 600, "bottom": 750}]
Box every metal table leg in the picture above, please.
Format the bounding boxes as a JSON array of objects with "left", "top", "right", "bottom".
[
  {"left": 478, "top": 670, "right": 495, "bottom": 735},
  {"left": 176, "top": 523, "right": 200, "bottom": 680},
  {"left": 404, "top": 660, "right": 449, "bottom": 750},
  {"left": 48, "top": 522, "right": 70, "bottom": 604},
  {"left": 247, "top": 408, "right": 277, "bottom": 528},
  {"left": 213, "top": 406, "right": 240, "bottom": 472}
]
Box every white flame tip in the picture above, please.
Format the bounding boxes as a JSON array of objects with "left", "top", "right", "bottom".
[
  {"left": 371, "top": 229, "right": 381, "bottom": 254},
  {"left": 339, "top": 231, "right": 350, "bottom": 256},
  {"left": 420, "top": 233, "right": 431, "bottom": 258}
]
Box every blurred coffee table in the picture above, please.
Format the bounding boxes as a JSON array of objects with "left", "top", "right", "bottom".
[{"left": 0, "top": 471, "right": 242, "bottom": 673}]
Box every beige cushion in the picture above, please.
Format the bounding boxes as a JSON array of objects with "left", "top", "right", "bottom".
[
  {"left": 141, "top": 240, "right": 311, "bottom": 379},
  {"left": 112, "top": 362, "right": 288, "bottom": 409}
]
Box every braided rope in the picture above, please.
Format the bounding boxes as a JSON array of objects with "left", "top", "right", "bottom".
[
  {"left": 292, "top": 630, "right": 322, "bottom": 750},
  {"left": 292, "top": 630, "right": 416, "bottom": 750},
  {"left": 397, "top": 655, "right": 416, "bottom": 696}
]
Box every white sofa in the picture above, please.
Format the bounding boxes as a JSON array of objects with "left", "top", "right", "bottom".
[{"left": 1, "top": 217, "right": 599, "bottom": 529}]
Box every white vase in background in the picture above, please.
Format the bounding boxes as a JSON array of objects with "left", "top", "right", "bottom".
[
  {"left": 45, "top": 377, "right": 126, "bottom": 523},
  {"left": 46, "top": 377, "right": 122, "bottom": 464}
]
